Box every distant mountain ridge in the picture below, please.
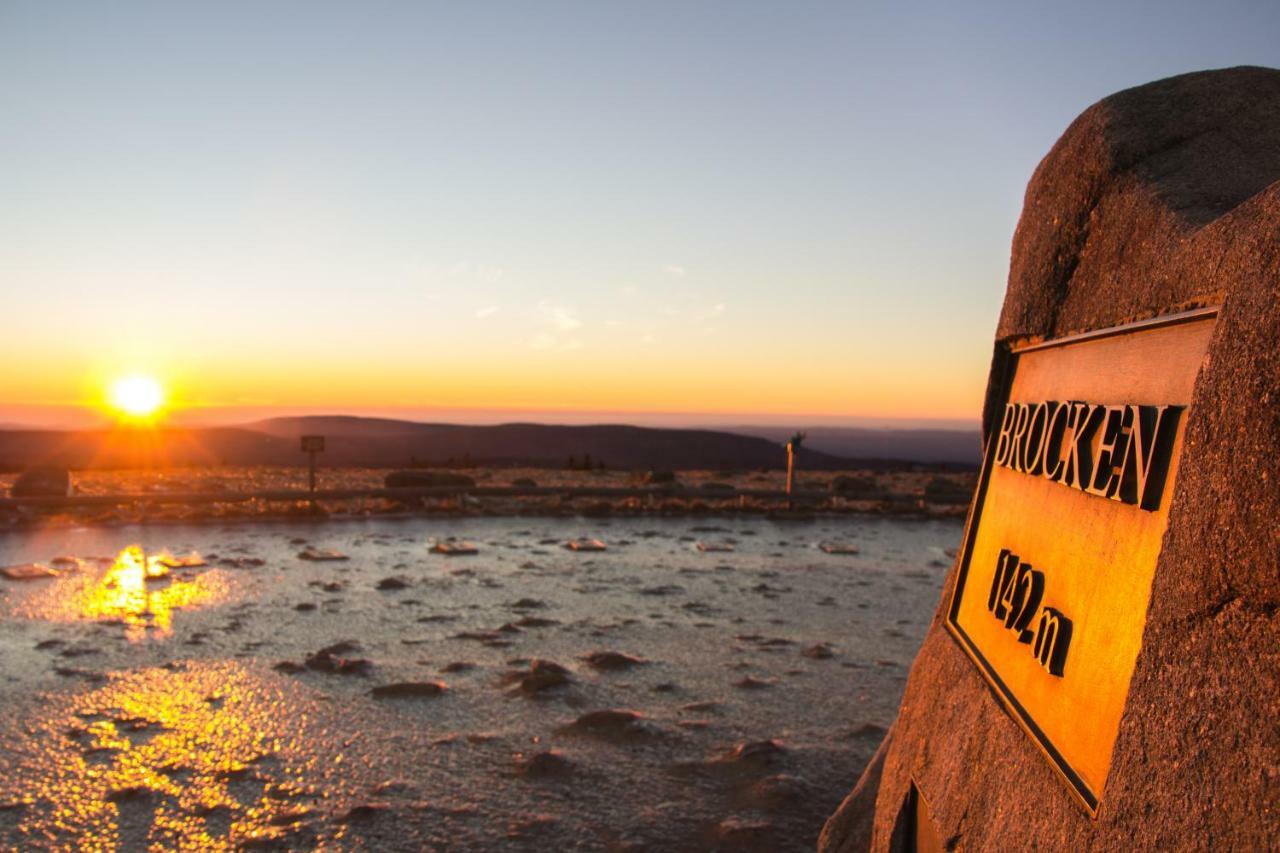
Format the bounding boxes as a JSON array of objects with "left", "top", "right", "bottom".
[
  {"left": 0, "top": 416, "right": 977, "bottom": 472},
  {"left": 243, "top": 417, "right": 864, "bottom": 470},
  {"left": 727, "top": 425, "right": 982, "bottom": 466}
]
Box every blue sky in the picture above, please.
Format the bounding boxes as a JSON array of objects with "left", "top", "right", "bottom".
[{"left": 1, "top": 1, "right": 1275, "bottom": 427}]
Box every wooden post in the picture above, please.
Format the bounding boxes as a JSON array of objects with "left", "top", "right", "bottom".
[
  {"left": 785, "top": 432, "right": 805, "bottom": 511},
  {"left": 786, "top": 444, "right": 795, "bottom": 498},
  {"left": 300, "top": 436, "right": 325, "bottom": 505}
]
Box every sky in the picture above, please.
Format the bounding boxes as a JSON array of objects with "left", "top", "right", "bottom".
[{"left": 1, "top": 1, "right": 1276, "bottom": 429}]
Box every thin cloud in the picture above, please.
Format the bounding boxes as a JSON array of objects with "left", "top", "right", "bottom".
[
  {"left": 475, "top": 305, "right": 501, "bottom": 319},
  {"left": 663, "top": 265, "right": 687, "bottom": 277},
  {"left": 530, "top": 301, "right": 585, "bottom": 350},
  {"left": 538, "top": 302, "right": 582, "bottom": 332}
]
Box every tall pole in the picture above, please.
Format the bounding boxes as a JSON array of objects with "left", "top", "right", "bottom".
[
  {"left": 785, "top": 432, "right": 804, "bottom": 511},
  {"left": 308, "top": 450, "right": 317, "bottom": 492},
  {"left": 786, "top": 444, "right": 795, "bottom": 501}
]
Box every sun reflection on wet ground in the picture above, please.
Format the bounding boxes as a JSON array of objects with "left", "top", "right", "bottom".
[
  {"left": 10, "top": 546, "right": 230, "bottom": 640},
  {"left": 0, "top": 517, "right": 961, "bottom": 850},
  {"left": 0, "top": 662, "right": 347, "bottom": 850}
]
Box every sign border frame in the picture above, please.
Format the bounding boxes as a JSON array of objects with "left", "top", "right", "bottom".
[{"left": 943, "top": 305, "right": 1219, "bottom": 817}]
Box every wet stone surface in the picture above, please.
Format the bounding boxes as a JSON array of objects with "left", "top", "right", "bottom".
[{"left": 0, "top": 515, "right": 957, "bottom": 850}]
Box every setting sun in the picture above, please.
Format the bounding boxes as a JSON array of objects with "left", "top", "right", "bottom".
[{"left": 108, "top": 375, "right": 165, "bottom": 420}]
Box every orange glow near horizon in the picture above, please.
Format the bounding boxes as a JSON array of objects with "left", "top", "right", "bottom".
[{"left": 0, "top": 344, "right": 987, "bottom": 428}]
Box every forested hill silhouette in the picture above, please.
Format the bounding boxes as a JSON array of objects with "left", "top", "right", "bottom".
[
  {"left": 0, "top": 416, "right": 971, "bottom": 472},
  {"left": 244, "top": 417, "right": 863, "bottom": 470}
]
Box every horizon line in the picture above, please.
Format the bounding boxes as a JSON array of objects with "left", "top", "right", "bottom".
[{"left": 0, "top": 403, "right": 981, "bottom": 433}]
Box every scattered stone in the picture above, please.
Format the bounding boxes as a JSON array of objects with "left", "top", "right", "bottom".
[
  {"left": 0, "top": 563, "right": 59, "bottom": 581},
  {"left": 559, "top": 709, "right": 656, "bottom": 739},
  {"left": 515, "top": 750, "right": 574, "bottom": 778},
  {"left": 640, "top": 584, "right": 684, "bottom": 596},
  {"left": 157, "top": 553, "right": 207, "bottom": 569},
  {"left": 376, "top": 576, "right": 411, "bottom": 591},
  {"left": 453, "top": 630, "right": 502, "bottom": 642},
  {"left": 53, "top": 667, "right": 105, "bottom": 683},
  {"left": 681, "top": 700, "right": 721, "bottom": 714},
  {"left": 273, "top": 661, "right": 305, "bottom": 674},
  {"left": 430, "top": 540, "right": 479, "bottom": 556},
  {"left": 747, "top": 773, "right": 810, "bottom": 809},
  {"left": 733, "top": 676, "right": 775, "bottom": 690},
  {"left": 802, "top": 643, "right": 836, "bottom": 659},
  {"left": 513, "top": 616, "right": 559, "bottom": 628},
  {"left": 10, "top": 465, "right": 71, "bottom": 498},
  {"left": 440, "top": 661, "right": 476, "bottom": 673},
  {"left": 297, "top": 548, "right": 348, "bottom": 562},
  {"left": 818, "top": 542, "right": 860, "bottom": 555},
  {"left": 715, "top": 816, "right": 776, "bottom": 848},
  {"left": 339, "top": 803, "right": 389, "bottom": 823},
  {"left": 267, "top": 807, "right": 314, "bottom": 826},
  {"left": 507, "top": 659, "right": 574, "bottom": 695},
  {"left": 304, "top": 642, "right": 371, "bottom": 675},
  {"left": 718, "top": 739, "right": 788, "bottom": 769},
  {"left": 220, "top": 557, "right": 266, "bottom": 569},
  {"left": 104, "top": 785, "right": 151, "bottom": 803},
  {"left": 582, "top": 651, "right": 648, "bottom": 671},
  {"left": 369, "top": 681, "right": 447, "bottom": 699}
]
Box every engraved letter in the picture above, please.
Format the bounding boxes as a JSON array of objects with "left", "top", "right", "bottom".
[
  {"left": 1022, "top": 402, "right": 1051, "bottom": 475},
  {"left": 993, "top": 404, "right": 1017, "bottom": 467},
  {"left": 989, "top": 549, "right": 1017, "bottom": 618},
  {"left": 1042, "top": 400, "right": 1070, "bottom": 481},
  {"left": 1008, "top": 403, "right": 1030, "bottom": 473},
  {"left": 1033, "top": 608, "right": 1072, "bottom": 677},
  {"left": 1057, "top": 402, "right": 1100, "bottom": 491},
  {"left": 1085, "top": 405, "right": 1127, "bottom": 497},
  {"left": 1005, "top": 564, "right": 1044, "bottom": 643},
  {"left": 1113, "top": 405, "right": 1182, "bottom": 510},
  {"left": 1106, "top": 405, "right": 1137, "bottom": 502}
]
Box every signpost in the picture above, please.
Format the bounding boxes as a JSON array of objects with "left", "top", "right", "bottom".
[{"left": 301, "top": 435, "right": 325, "bottom": 492}]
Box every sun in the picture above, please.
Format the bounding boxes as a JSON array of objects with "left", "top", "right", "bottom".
[{"left": 108, "top": 375, "right": 166, "bottom": 420}]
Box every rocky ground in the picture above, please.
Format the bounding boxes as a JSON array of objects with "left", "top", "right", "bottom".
[
  {"left": 0, "top": 467, "right": 975, "bottom": 529},
  {"left": 0, "top": 514, "right": 960, "bottom": 850}
]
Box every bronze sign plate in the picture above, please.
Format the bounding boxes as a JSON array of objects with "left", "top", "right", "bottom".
[{"left": 946, "top": 308, "right": 1217, "bottom": 814}]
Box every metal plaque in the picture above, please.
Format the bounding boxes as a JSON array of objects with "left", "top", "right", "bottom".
[{"left": 946, "top": 308, "right": 1217, "bottom": 814}]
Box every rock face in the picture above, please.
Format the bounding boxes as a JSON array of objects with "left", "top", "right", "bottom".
[
  {"left": 10, "top": 465, "right": 71, "bottom": 498},
  {"left": 821, "top": 66, "right": 1280, "bottom": 851}
]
